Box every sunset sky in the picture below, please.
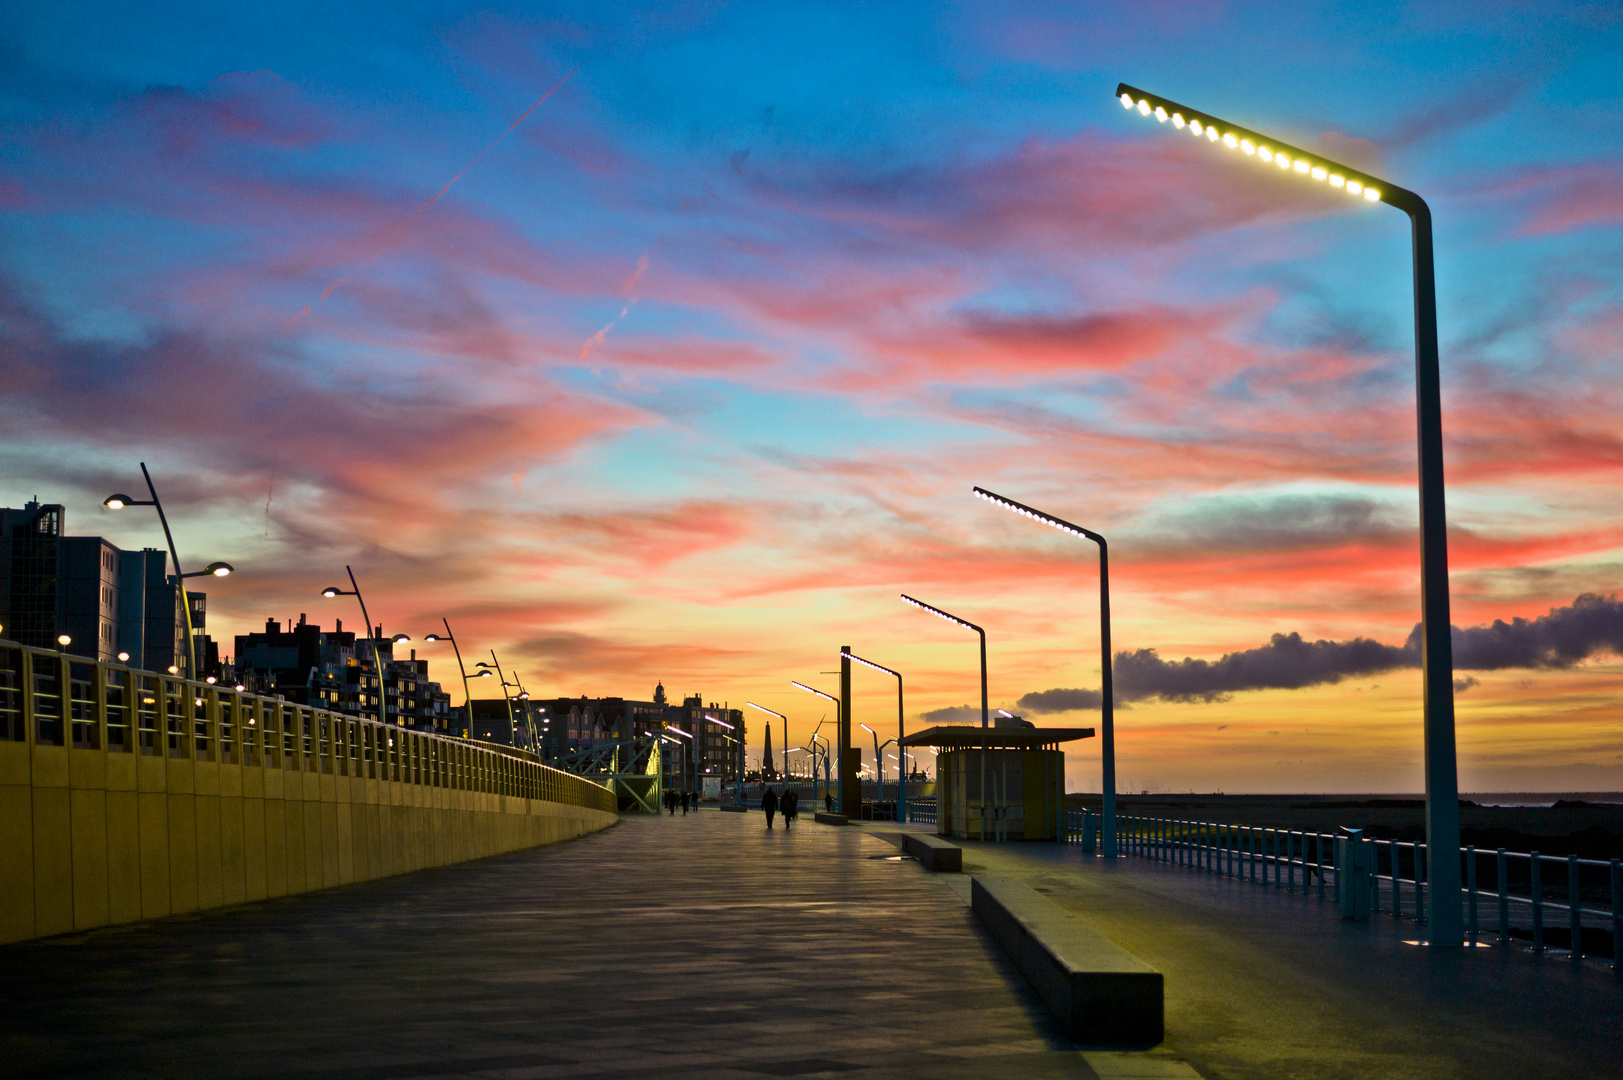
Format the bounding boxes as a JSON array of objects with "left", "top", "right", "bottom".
[{"left": 3, "top": 2, "right": 1621, "bottom": 792}]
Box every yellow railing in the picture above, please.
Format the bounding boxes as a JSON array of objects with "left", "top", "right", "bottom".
[{"left": 0, "top": 640, "right": 615, "bottom": 814}]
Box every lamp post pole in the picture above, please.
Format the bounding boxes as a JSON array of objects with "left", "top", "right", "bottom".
[
  {"left": 901, "top": 595, "right": 991, "bottom": 838},
  {"left": 1115, "top": 83, "right": 1460, "bottom": 943},
  {"left": 320, "top": 568, "right": 386, "bottom": 727},
  {"left": 791, "top": 681, "right": 844, "bottom": 811},
  {"left": 973, "top": 488, "right": 1116, "bottom": 856},
  {"left": 104, "top": 463, "right": 235, "bottom": 679},
  {"left": 843, "top": 649, "right": 908, "bottom": 824},
  {"left": 423, "top": 620, "right": 473, "bottom": 737}
]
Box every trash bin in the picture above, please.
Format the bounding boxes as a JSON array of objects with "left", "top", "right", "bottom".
[
  {"left": 1336, "top": 827, "right": 1371, "bottom": 920},
  {"left": 1081, "top": 810, "right": 1098, "bottom": 854}
]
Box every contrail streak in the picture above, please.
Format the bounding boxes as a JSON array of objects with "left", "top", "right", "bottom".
[{"left": 298, "top": 64, "right": 582, "bottom": 317}]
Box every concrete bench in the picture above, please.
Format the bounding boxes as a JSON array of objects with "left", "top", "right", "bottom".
[
  {"left": 900, "top": 833, "right": 961, "bottom": 872},
  {"left": 971, "top": 877, "right": 1162, "bottom": 1048},
  {"left": 814, "top": 811, "right": 849, "bottom": 826}
]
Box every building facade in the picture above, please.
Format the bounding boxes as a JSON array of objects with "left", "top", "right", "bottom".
[{"left": 0, "top": 501, "right": 199, "bottom": 675}]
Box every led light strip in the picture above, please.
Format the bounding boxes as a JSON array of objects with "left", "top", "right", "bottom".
[
  {"left": 745, "top": 701, "right": 785, "bottom": 720},
  {"left": 1119, "top": 83, "right": 1380, "bottom": 202},
  {"left": 842, "top": 649, "right": 899, "bottom": 678},
  {"left": 973, "top": 486, "right": 1097, "bottom": 540},
  {"left": 791, "top": 680, "right": 837, "bottom": 703},
  {"left": 899, "top": 594, "right": 982, "bottom": 632}
]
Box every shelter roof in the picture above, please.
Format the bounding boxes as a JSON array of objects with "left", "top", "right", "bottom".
[{"left": 900, "top": 725, "right": 1095, "bottom": 749}]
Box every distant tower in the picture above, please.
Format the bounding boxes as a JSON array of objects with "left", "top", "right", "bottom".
[
  {"left": 762, "top": 723, "right": 775, "bottom": 779},
  {"left": 653, "top": 681, "right": 667, "bottom": 706}
]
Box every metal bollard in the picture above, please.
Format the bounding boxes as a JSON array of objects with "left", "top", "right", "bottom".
[
  {"left": 1497, "top": 848, "right": 1509, "bottom": 944},
  {"left": 1466, "top": 846, "right": 1477, "bottom": 943},
  {"left": 1611, "top": 860, "right": 1621, "bottom": 973},
  {"left": 1337, "top": 828, "right": 1371, "bottom": 920}
]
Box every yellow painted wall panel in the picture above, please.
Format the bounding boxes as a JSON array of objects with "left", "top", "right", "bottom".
[
  {"left": 32, "top": 745, "right": 69, "bottom": 789},
  {"left": 193, "top": 794, "right": 223, "bottom": 911},
  {"left": 263, "top": 797, "right": 288, "bottom": 898},
  {"left": 166, "top": 793, "right": 198, "bottom": 914},
  {"left": 137, "top": 753, "right": 165, "bottom": 792},
  {"left": 302, "top": 799, "right": 324, "bottom": 890},
  {"left": 167, "top": 757, "right": 194, "bottom": 795},
  {"left": 283, "top": 794, "right": 306, "bottom": 895},
  {"left": 219, "top": 762, "right": 241, "bottom": 798},
  {"left": 195, "top": 760, "right": 219, "bottom": 798},
  {"left": 136, "top": 790, "right": 171, "bottom": 918},
  {"left": 0, "top": 785, "right": 36, "bottom": 944},
  {"left": 336, "top": 802, "right": 354, "bottom": 884},
  {"left": 70, "top": 787, "right": 110, "bottom": 931},
  {"left": 242, "top": 796, "right": 267, "bottom": 901},
  {"left": 105, "top": 789, "right": 142, "bottom": 925},
  {"left": 106, "top": 752, "right": 137, "bottom": 792},
  {"left": 320, "top": 801, "right": 340, "bottom": 887},
  {"left": 31, "top": 786, "right": 74, "bottom": 938},
  {"left": 68, "top": 747, "right": 106, "bottom": 790},
  {"left": 219, "top": 795, "right": 246, "bottom": 906},
  {"left": 0, "top": 742, "right": 29, "bottom": 786}
]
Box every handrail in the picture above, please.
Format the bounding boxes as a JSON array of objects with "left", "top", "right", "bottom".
[
  {"left": 1064, "top": 809, "right": 1623, "bottom": 970},
  {"left": 0, "top": 640, "right": 614, "bottom": 814}
]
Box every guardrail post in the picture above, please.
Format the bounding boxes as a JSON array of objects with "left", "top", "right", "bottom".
[
  {"left": 1569, "top": 854, "right": 1582, "bottom": 963},
  {"left": 1611, "top": 859, "right": 1621, "bottom": 973},
  {"left": 1466, "top": 846, "right": 1477, "bottom": 943},
  {"left": 1498, "top": 848, "right": 1509, "bottom": 944},
  {"left": 1531, "top": 852, "right": 1544, "bottom": 953},
  {"left": 1417, "top": 843, "right": 1427, "bottom": 925}
]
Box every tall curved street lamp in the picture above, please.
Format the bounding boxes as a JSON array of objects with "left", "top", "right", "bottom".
[
  {"left": 900, "top": 595, "right": 987, "bottom": 728},
  {"left": 974, "top": 486, "right": 1116, "bottom": 857},
  {"left": 423, "top": 620, "right": 474, "bottom": 736},
  {"left": 1116, "top": 83, "right": 1461, "bottom": 943},
  {"left": 843, "top": 648, "right": 909, "bottom": 824},
  {"left": 791, "top": 680, "right": 843, "bottom": 809},
  {"left": 320, "top": 567, "right": 386, "bottom": 727},
  {"left": 105, "top": 462, "right": 234, "bottom": 678}
]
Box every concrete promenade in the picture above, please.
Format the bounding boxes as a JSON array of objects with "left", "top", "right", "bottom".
[
  {"left": 4, "top": 809, "right": 1621, "bottom": 1078},
  {"left": 883, "top": 822, "right": 1623, "bottom": 1079},
  {"left": 0, "top": 810, "right": 1089, "bottom": 1079}
]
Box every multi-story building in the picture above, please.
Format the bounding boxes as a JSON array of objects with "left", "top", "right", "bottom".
[
  {"left": 527, "top": 683, "right": 745, "bottom": 781},
  {"left": 0, "top": 500, "right": 198, "bottom": 675},
  {"left": 234, "top": 616, "right": 453, "bottom": 733}
]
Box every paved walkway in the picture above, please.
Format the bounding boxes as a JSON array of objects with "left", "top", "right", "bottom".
[
  {"left": 888, "top": 824, "right": 1623, "bottom": 1080},
  {"left": 0, "top": 811, "right": 1098, "bottom": 1080}
]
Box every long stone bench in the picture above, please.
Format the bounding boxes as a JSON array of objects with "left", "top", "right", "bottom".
[
  {"left": 971, "top": 877, "right": 1163, "bottom": 1047},
  {"left": 814, "top": 811, "right": 849, "bottom": 826},
  {"left": 900, "top": 832, "right": 961, "bottom": 872}
]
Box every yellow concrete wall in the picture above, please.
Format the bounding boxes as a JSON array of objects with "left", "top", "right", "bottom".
[{"left": 0, "top": 737, "right": 617, "bottom": 945}]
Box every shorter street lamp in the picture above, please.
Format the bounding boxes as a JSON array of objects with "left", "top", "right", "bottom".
[
  {"left": 900, "top": 595, "right": 988, "bottom": 728},
  {"left": 320, "top": 567, "right": 386, "bottom": 727},
  {"left": 791, "top": 681, "right": 843, "bottom": 811},
  {"left": 974, "top": 486, "right": 1117, "bottom": 856},
  {"left": 423, "top": 621, "right": 474, "bottom": 737},
  {"left": 843, "top": 648, "right": 909, "bottom": 824},
  {"left": 106, "top": 463, "right": 234, "bottom": 679}
]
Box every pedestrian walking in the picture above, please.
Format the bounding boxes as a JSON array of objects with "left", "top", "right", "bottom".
[
  {"left": 665, "top": 789, "right": 676, "bottom": 815},
  {"left": 762, "top": 785, "right": 779, "bottom": 829},
  {"left": 782, "top": 788, "right": 799, "bottom": 828},
  {"left": 681, "top": 789, "right": 690, "bottom": 815},
  {"left": 824, "top": 791, "right": 834, "bottom": 813}
]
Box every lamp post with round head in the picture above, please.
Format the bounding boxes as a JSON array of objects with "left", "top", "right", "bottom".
[
  {"left": 319, "top": 567, "right": 387, "bottom": 727},
  {"left": 105, "top": 463, "right": 235, "bottom": 678}
]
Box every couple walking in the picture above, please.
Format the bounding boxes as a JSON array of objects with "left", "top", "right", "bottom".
[{"left": 761, "top": 785, "right": 798, "bottom": 829}]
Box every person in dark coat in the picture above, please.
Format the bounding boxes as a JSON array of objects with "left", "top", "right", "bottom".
[
  {"left": 681, "top": 789, "right": 690, "bottom": 815},
  {"left": 782, "top": 788, "right": 799, "bottom": 828},
  {"left": 824, "top": 790, "right": 834, "bottom": 813},
  {"left": 762, "top": 785, "right": 779, "bottom": 829}
]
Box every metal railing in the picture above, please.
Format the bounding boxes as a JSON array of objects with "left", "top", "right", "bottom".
[
  {"left": 907, "top": 798, "right": 937, "bottom": 826},
  {"left": 1066, "top": 809, "right": 1623, "bottom": 969},
  {"left": 0, "top": 640, "right": 615, "bottom": 813}
]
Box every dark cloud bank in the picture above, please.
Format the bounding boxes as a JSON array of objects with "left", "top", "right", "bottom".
[{"left": 1018, "top": 593, "right": 1623, "bottom": 712}]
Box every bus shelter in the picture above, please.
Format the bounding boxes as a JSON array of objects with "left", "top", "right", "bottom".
[{"left": 900, "top": 725, "right": 1094, "bottom": 842}]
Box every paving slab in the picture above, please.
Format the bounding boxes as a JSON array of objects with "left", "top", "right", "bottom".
[
  {"left": 0, "top": 810, "right": 1122, "bottom": 1079},
  {"left": 937, "top": 833, "right": 1623, "bottom": 1080}
]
